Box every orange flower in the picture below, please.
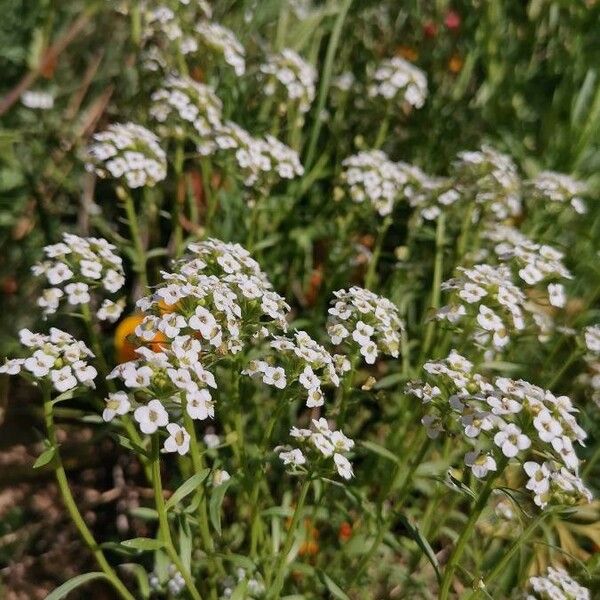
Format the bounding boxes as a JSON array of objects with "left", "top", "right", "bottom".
[
  {"left": 396, "top": 46, "right": 419, "bottom": 62},
  {"left": 338, "top": 521, "right": 353, "bottom": 542},
  {"left": 448, "top": 54, "right": 463, "bottom": 74},
  {"left": 114, "top": 314, "right": 166, "bottom": 363},
  {"left": 298, "top": 540, "right": 319, "bottom": 556}
]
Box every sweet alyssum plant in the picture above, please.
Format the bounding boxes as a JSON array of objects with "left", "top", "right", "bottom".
[{"left": 3, "top": 2, "right": 598, "bottom": 600}]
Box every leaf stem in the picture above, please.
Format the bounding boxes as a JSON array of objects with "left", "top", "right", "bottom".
[
  {"left": 42, "top": 386, "right": 135, "bottom": 600},
  {"left": 151, "top": 435, "right": 203, "bottom": 600}
]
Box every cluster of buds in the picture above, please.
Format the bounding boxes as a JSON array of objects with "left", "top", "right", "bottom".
[
  {"left": 243, "top": 330, "right": 347, "bottom": 408},
  {"left": 338, "top": 150, "right": 410, "bottom": 217},
  {"left": 367, "top": 56, "right": 428, "bottom": 109},
  {"left": 327, "top": 287, "right": 403, "bottom": 364},
  {"left": 408, "top": 351, "right": 591, "bottom": 508},
  {"left": 86, "top": 122, "right": 167, "bottom": 189},
  {"left": 150, "top": 74, "right": 223, "bottom": 151},
  {"left": 260, "top": 49, "right": 317, "bottom": 114},
  {"left": 278, "top": 418, "right": 355, "bottom": 480},
  {"left": 195, "top": 21, "right": 246, "bottom": 76},
  {"left": 452, "top": 146, "right": 522, "bottom": 221},
  {"left": 482, "top": 224, "right": 571, "bottom": 308},
  {"left": 214, "top": 121, "right": 303, "bottom": 190},
  {"left": 527, "top": 171, "right": 587, "bottom": 215},
  {"left": 32, "top": 233, "right": 125, "bottom": 321},
  {"left": 527, "top": 566, "right": 590, "bottom": 600},
  {"left": 0, "top": 328, "right": 96, "bottom": 393}
]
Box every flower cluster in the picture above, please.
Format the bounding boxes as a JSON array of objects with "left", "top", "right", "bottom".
[
  {"left": 105, "top": 334, "right": 216, "bottom": 454},
  {"left": 367, "top": 56, "right": 428, "bottom": 108},
  {"left": 220, "top": 568, "right": 265, "bottom": 599},
  {"left": 527, "top": 171, "right": 587, "bottom": 215},
  {"left": 136, "top": 249, "right": 289, "bottom": 357},
  {"left": 408, "top": 351, "right": 591, "bottom": 508},
  {"left": 21, "top": 90, "right": 54, "bottom": 110},
  {"left": 195, "top": 21, "right": 246, "bottom": 76},
  {"left": 0, "top": 328, "right": 96, "bottom": 393},
  {"left": 214, "top": 122, "right": 303, "bottom": 189},
  {"left": 584, "top": 325, "right": 600, "bottom": 355},
  {"left": 401, "top": 166, "right": 458, "bottom": 222},
  {"left": 277, "top": 418, "right": 355, "bottom": 480},
  {"left": 483, "top": 224, "right": 571, "bottom": 307},
  {"left": 150, "top": 74, "right": 223, "bottom": 151},
  {"left": 527, "top": 566, "right": 590, "bottom": 600},
  {"left": 32, "top": 233, "right": 125, "bottom": 320},
  {"left": 338, "top": 150, "right": 410, "bottom": 217},
  {"left": 327, "top": 287, "right": 403, "bottom": 364},
  {"left": 86, "top": 122, "right": 167, "bottom": 188},
  {"left": 438, "top": 264, "right": 537, "bottom": 349},
  {"left": 260, "top": 49, "right": 317, "bottom": 114},
  {"left": 452, "top": 146, "right": 522, "bottom": 221},
  {"left": 243, "top": 330, "right": 346, "bottom": 408}
]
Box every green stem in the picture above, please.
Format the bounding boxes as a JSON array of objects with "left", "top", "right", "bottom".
[
  {"left": 43, "top": 387, "right": 135, "bottom": 600},
  {"left": 119, "top": 188, "right": 148, "bottom": 290},
  {"left": 267, "top": 479, "right": 311, "bottom": 599},
  {"left": 421, "top": 212, "right": 446, "bottom": 360},
  {"left": 547, "top": 350, "right": 583, "bottom": 391},
  {"left": 200, "top": 158, "right": 215, "bottom": 232},
  {"left": 336, "top": 355, "right": 357, "bottom": 428},
  {"left": 151, "top": 436, "right": 203, "bottom": 600},
  {"left": 373, "top": 111, "right": 391, "bottom": 149},
  {"left": 464, "top": 510, "right": 550, "bottom": 600},
  {"left": 364, "top": 215, "right": 392, "bottom": 289},
  {"left": 172, "top": 142, "right": 185, "bottom": 256},
  {"left": 304, "top": 0, "right": 353, "bottom": 170},
  {"left": 79, "top": 304, "right": 152, "bottom": 481},
  {"left": 439, "top": 460, "right": 506, "bottom": 600}
]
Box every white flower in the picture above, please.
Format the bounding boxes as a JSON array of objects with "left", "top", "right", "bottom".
[
  {"left": 97, "top": 298, "right": 125, "bottom": 323},
  {"left": 72, "top": 360, "right": 97, "bottom": 384},
  {"left": 203, "top": 433, "right": 220, "bottom": 449},
  {"left": 46, "top": 262, "right": 74, "bottom": 285},
  {"left": 262, "top": 366, "right": 287, "bottom": 389},
  {"left": 312, "top": 433, "right": 334, "bottom": 457},
  {"left": 298, "top": 365, "right": 319, "bottom": 390},
  {"left": 464, "top": 451, "right": 497, "bottom": 478},
  {"left": 186, "top": 389, "right": 214, "bottom": 420},
  {"left": 163, "top": 423, "right": 191, "bottom": 455},
  {"left": 134, "top": 399, "right": 169, "bottom": 434},
  {"left": 334, "top": 453, "right": 354, "bottom": 479},
  {"left": 548, "top": 283, "right": 566, "bottom": 308},
  {"left": 213, "top": 469, "right": 231, "bottom": 486},
  {"left": 24, "top": 350, "right": 55, "bottom": 377},
  {"left": 50, "top": 366, "right": 78, "bottom": 392},
  {"left": 278, "top": 448, "right": 306, "bottom": 467},
  {"left": 103, "top": 269, "right": 125, "bottom": 293},
  {"left": 533, "top": 409, "right": 563, "bottom": 443},
  {"left": 103, "top": 391, "right": 131, "bottom": 421},
  {"left": 523, "top": 461, "right": 550, "bottom": 495},
  {"left": 124, "top": 364, "right": 153, "bottom": 388},
  {"left": 65, "top": 282, "right": 91, "bottom": 305},
  {"left": 306, "top": 387, "right": 324, "bottom": 408},
  {"left": 493, "top": 423, "right": 531, "bottom": 458},
  {"left": 477, "top": 305, "right": 503, "bottom": 332}
]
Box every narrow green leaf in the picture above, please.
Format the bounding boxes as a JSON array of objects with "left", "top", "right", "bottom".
[
  {"left": 165, "top": 469, "right": 210, "bottom": 511},
  {"left": 373, "top": 372, "right": 405, "bottom": 390},
  {"left": 33, "top": 445, "right": 56, "bottom": 469},
  {"left": 319, "top": 572, "right": 350, "bottom": 600},
  {"left": 395, "top": 514, "right": 441, "bottom": 584},
  {"left": 178, "top": 515, "right": 192, "bottom": 572},
  {"left": 121, "top": 537, "right": 164, "bottom": 551},
  {"left": 210, "top": 478, "right": 234, "bottom": 536},
  {"left": 46, "top": 572, "right": 108, "bottom": 600},
  {"left": 360, "top": 440, "right": 399, "bottom": 464},
  {"left": 230, "top": 580, "right": 248, "bottom": 600},
  {"left": 122, "top": 563, "right": 151, "bottom": 599}
]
